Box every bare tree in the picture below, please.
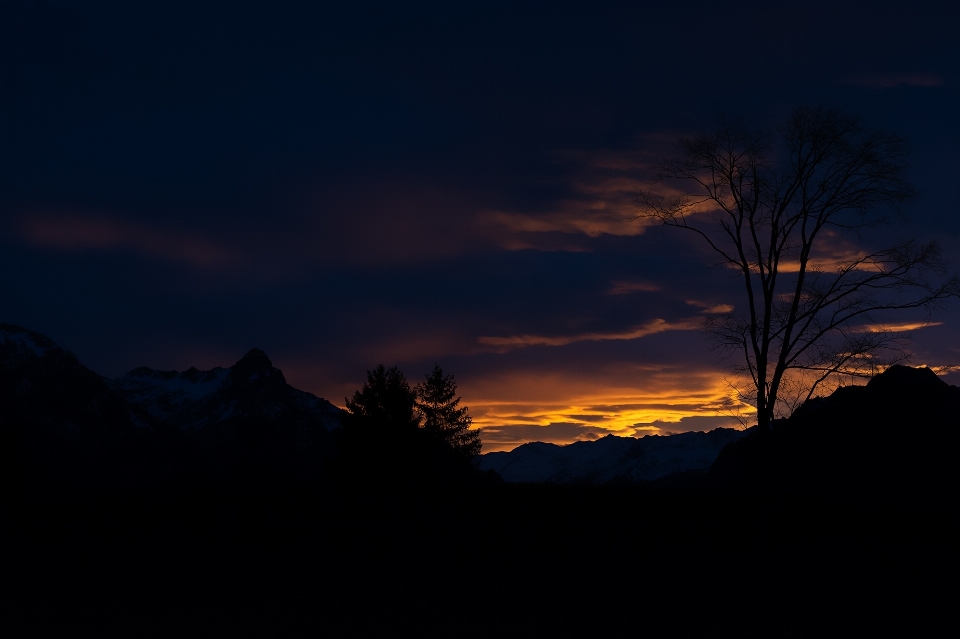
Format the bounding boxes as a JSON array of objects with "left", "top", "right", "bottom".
[{"left": 637, "top": 107, "right": 959, "bottom": 430}]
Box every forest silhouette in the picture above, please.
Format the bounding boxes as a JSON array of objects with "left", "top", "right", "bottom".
[{"left": 3, "top": 322, "right": 958, "bottom": 633}]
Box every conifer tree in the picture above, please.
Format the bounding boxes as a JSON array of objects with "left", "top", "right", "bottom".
[
  {"left": 415, "top": 365, "right": 481, "bottom": 461},
  {"left": 339, "top": 365, "right": 423, "bottom": 482},
  {"left": 344, "top": 364, "right": 419, "bottom": 434}
]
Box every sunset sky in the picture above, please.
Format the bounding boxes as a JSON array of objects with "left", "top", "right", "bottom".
[{"left": 3, "top": 1, "right": 959, "bottom": 451}]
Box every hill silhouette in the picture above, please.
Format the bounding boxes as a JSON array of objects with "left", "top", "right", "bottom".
[{"left": 708, "top": 365, "right": 960, "bottom": 496}]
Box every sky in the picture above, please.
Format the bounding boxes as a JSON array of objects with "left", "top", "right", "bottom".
[{"left": 3, "top": 0, "right": 959, "bottom": 451}]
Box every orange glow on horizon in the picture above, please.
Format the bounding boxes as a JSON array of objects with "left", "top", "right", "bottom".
[{"left": 460, "top": 369, "right": 752, "bottom": 453}]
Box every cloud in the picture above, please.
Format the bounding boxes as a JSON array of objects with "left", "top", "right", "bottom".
[
  {"left": 857, "top": 321, "right": 944, "bottom": 333},
  {"left": 686, "top": 300, "right": 734, "bottom": 314},
  {"left": 19, "top": 214, "right": 238, "bottom": 269},
  {"left": 462, "top": 362, "right": 752, "bottom": 451},
  {"left": 726, "top": 232, "right": 894, "bottom": 275},
  {"left": 474, "top": 141, "right": 685, "bottom": 251},
  {"left": 607, "top": 280, "right": 660, "bottom": 295},
  {"left": 478, "top": 208, "right": 643, "bottom": 239},
  {"left": 477, "top": 318, "right": 703, "bottom": 351},
  {"left": 631, "top": 415, "right": 745, "bottom": 434},
  {"left": 478, "top": 422, "right": 613, "bottom": 451}
]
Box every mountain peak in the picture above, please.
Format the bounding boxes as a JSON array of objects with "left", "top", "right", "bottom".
[
  {"left": 235, "top": 348, "right": 273, "bottom": 370},
  {"left": 227, "top": 348, "right": 285, "bottom": 386},
  {"left": 867, "top": 365, "right": 947, "bottom": 392},
  {"left": 1, "top": 322, "right": 63, "bottom": 358}
]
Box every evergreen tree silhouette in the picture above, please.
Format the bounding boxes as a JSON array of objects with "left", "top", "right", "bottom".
[
  {"left": 416, "top": 365, "right": 481, "bottom": 461},
  {"left": 344, "top": 364, "right": 420, "bottom": 435},
  {"left": 340, "top": 365, "right": 421, "bottom": 482}
]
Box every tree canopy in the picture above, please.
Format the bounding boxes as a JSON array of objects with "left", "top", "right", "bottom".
[
  {"left": 637, "top": 106, "right": 960, "bottom": 429},
  {"left": 343, "top": 364, "right": 420, "bottom": 435},
  {"left": 415, "top": 365, "right": 481, "bottom": 461},
  {"left": 340, "top": 364, "right": 481, "bottom": 485}
]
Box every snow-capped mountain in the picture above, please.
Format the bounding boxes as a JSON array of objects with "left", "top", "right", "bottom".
[
  {"left": 1, "top": 323, "right": 343, "bottom": 485},
  {"left": 1, "top": 323, "right": 154, "bottom": 437},
  {"left": 478, "top": 428, "right": 748, "bottom": 484},
  {"left": 1, "top": 324, "right": 62, "bottom": 359},
  {"left": 109, "top": 348, "right": 342, "bottom": 432}
]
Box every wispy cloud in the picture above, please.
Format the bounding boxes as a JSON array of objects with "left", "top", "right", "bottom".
[
  {"left": 478, "top": 422, "right": 614, "bottom": 450},
  {"left": 857, "top": 321, "right": 944, "bottom": 333},
  {"left": 465, "top": 365, "right": 750, "bottom": 451},
  {"left": 475, "top": 140, "right": 686, "bottom": 251},
  {"left": 476, "top": 207, "right": 647, "bottom": 251},
  {"left": 726, "top": 232, "right": 888, "bottom": 275},
  {"left": 477, "top": 317, "right": 702, "bottom": 350},
  {"left": 607, "top": 280, "right": 660, "bottom": 295},
  {"left": 631, "top": 415, "right": 744, "bottom": 434},
  {"left": 20, "top": 214, "right": 238, "bottom": 269},
  {"left": 686, "top": 300, "right": 734, "bottom": 314}
]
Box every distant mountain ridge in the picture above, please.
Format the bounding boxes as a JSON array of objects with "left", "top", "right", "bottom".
[
  {"left": 109, "top": 349, "right": 343, "bottom": 432},
  {"left": 479, "top": 428, "right": 747, "bottom": 484},
  {"left": 1, "top": 323, "right": 342, "bottom": 486},
  {"left": 480, "top": 364, "right": 960, "bottom": 489},
  {"left": 5, "top": 323, "right": 959, "bottom": 495}
]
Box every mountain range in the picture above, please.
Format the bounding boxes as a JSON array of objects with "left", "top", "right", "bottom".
[
  {"left": 1, "top": 323, "right": 341, "bottom": 486},
  {"left": 478, "top": 427, "right": 747, "bottom": 484},
  {"left": 4, "top": 322, "right": 959, "bottom": 494}
]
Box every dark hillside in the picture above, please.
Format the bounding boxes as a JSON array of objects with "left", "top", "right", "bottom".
[
  {"left": 0, "top": 324, "right": 340, "bottom": 490},
  {"left": 709, "top": 365, "right": 960, "bottom": 496},
  {"left": 0, "top": 324, "right": 156, "bottom": 488}
]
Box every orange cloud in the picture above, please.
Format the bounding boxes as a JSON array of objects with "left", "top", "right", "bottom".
[
  {"left": 476, "top": 207, "right": 646, "bottom": 243},
  {"left": 462, "top": 365, "right": 750, "bottom": 452},
  {"left": 857, "top": 321, "right": 944, "bottom": 333},
  {"left": 686, "top": 300, "right": 734, "bottom": 314},
  {"left": 474, "top": 141, "right": 689, "bottom": 250},
  {"left": 477, "top": 317, "right": 702, "bottom": 351},
  {"left": 20, "top": 214, "right": 237, "bottom": 269}
]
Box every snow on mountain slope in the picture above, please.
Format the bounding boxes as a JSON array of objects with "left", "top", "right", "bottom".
[
  {"left": 109, "top": 350, "right": 343, "bottom": 431},
  {"left": 1, "top": 323, "right": 156, "bottom": 437},
  {"left": 109, "top": 366, "right": 231, "bottom": 423},
  {"left": 478, "top": 428, "right": 748, "bottom": 484},
  {"left": 1, "top": 324, "right": 65, "bottom": 359}
]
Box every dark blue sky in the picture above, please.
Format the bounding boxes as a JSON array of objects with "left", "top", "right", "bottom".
[{"left": 3, "top": 0, "right": 959, "bottom": 450}]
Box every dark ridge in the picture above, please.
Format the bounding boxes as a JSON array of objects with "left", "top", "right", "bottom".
[
  {"left": 708, "top": 364, "right": 960, "bottom": 496},
  {"left": 865, "top": 364, "right": 946, "bottom": 392},
  {"left": 0, "top": 323, "right": 58, "bottom": 350},
  {"left": 124, "top": 366, "right": 178, "bottom": 379},
  {"left": 233, "top": 348, "right": 274, "bottom": 371}
]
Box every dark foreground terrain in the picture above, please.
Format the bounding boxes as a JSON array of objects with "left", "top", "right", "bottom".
[
  {"left": 9, "top": 482, "right": 936, "bottom": 636},
  {"left": 2, "top": 325, "right": 958, "bottom": 634}
]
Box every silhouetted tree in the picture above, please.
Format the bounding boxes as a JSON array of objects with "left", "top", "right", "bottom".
[
  {"left": 637, "top": 106, "right": 959, "bottom": 430},
  {"left": 343, "top": 364, "right": 420, "bottom": 435},
  {"left": 339, "top": 365, "right": 420, "bottom": 482},
  {"left": 340, "top": 364, "right": 479, "bottom": 486},
  {"left": 415, "top": 365, "right": 481, "bottom": 461}
]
